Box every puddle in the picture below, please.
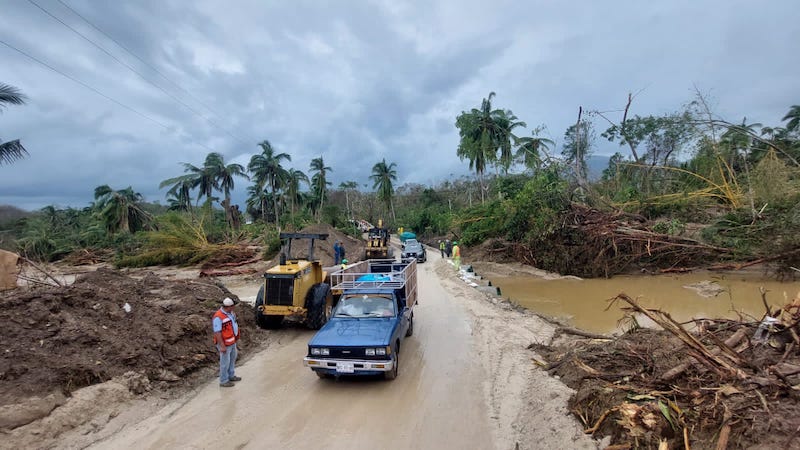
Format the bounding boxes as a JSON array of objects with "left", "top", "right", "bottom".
[{"left": 489, "top": 271, "right": 800, "bottom": 334}]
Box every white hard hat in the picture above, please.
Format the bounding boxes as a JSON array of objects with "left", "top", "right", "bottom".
[{"left": 222, "top": 297, "right": 235, "bottom": 306}]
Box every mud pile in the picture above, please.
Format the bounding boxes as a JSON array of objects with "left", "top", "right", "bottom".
[
  {"left": 275, "top": 223, "right": 367, "bottom": 267},
  {"left": 0, "top": 268, "right": 269, "bottom": 421}
]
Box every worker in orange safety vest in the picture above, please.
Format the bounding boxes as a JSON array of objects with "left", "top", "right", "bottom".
[{"left": 212, "top": 297, "right": 241, "bottom": 387}]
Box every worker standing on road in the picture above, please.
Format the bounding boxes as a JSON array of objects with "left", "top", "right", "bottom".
[
  {"left": 333, "top": 241, "right": 342, "bottom": 265},
  {"left": 341, "top": 258, "right": 348, "bottom": 270},
  {"left": 445, "top": 239, "right": 452, "bottom": 258},
  {"left": 439, "top": 240, "right": 445, "bottom": 257},
  {"left": 212, "top": 297, "right": 241, "bottom": 387},
  {"left": 452, "top": 242, "right": 461, "bottom": 270}
]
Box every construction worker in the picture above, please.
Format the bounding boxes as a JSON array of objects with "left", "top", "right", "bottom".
[
  {"left": 445, "top": 239, "right": 452, "bottom": 258},
  {"left": 341, "top": 258, "right": 348, "bottom": 270},
  {"left": 439, "top": 240, "right": 445, "bottom": 257},
  {"left": 452, "top": 242, "right": 461, "bottom": 270},
  {"left": 212, "top": 297, "right": 241, "bottom": 387},
  {"left": 333, "top": 241, "right": 342, "bottom": 265}
]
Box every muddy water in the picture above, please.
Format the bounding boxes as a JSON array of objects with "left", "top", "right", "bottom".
[{"left": 490, "top": 271, "right": 799, "bottom": 334}]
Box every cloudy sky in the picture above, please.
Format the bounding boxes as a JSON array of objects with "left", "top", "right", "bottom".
[{"left": 1, "top": 0, "right": 798, "bottom": 211}]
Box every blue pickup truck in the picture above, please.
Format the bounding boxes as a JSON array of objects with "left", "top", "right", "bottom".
[{"left": 303, "top": 259, "right": 418, "bottom": 380}]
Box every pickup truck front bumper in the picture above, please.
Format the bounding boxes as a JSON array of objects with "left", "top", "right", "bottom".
[{"left": 303, "top": 357, "right": 394, "bottom": 375}]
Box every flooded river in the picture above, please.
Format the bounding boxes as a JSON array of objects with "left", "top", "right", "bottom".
[{"left": 488, "top": 271, "right": 799, "bottom": 334}]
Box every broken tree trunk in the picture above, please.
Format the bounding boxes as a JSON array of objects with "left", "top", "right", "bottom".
[
  {"left": 614, "top": 293, "right": 745, "bottom": 379},
  {"left": 660, "top": 328, "right": 749, "bottom": 381}
]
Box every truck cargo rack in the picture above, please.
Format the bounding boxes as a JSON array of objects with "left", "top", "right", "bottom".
[{"left": 330, "top": 259, "right": 416, "bottom": 293}]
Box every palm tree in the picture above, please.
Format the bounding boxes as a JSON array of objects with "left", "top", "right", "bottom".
[
  {"left": 370, "top": 159, "right": 398, "bottom": 221},
  {"left": 455, "top": 92, "right": 525, "bottom": 202},
  {"left": 782, "top": 105, "right": 800, "bottom": 133},
  {"left": 202, "top": 152, "right": 248, "bottom": 205},
  {"left": 493, "top": 109, "right": 527, "bottom": 172},
  {"left": 309, "top": 156, "right": 332, "bottom": 221},
  {"left": 515, "top": 130, "right": 554, "bottom": 173},
  {"left": 286, "top": 168, "right": 309, "bottom": 222},
  {"left": 158, "top": 174, "right": 194, "bottom": 212},
  {"left": 248, "top": 140, "right": 291, "bottom": 223},
  {"left": 0, "top": 83, "right": 28, "bottom": 165},
  {"left": 177, "top": 152, "right": 247, "bottom": 225},
  {"left": 165, "top": 190, "right": 190, "bottom": 211},
  {"left": 181, "top": 161, "right": 216, "bottom": 204},
  {"left": 93, "top": 185, "right": 152, "bottom": 234},
  {"left": 203, "top": 152, "right": 247, "bottom": 228},
  {"left": 245, "top": 185, "right": 270, "bottom": 220}
]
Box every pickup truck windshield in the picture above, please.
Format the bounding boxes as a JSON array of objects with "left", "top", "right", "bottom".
[{"left": 334, "top": 295, "right": 395, "bottom": 318}]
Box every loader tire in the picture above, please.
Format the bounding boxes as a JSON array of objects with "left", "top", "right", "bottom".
[{"left": 306, "top": 283, "right": 332, "bottom": 330}]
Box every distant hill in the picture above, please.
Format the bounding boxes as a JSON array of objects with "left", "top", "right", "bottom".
[
  {"left": 587, "top": 155, "right": 611, "bottom": 181},
  {"left": 0, "top": 205, "right": 32, "bottom": 224},
  {"left": 0, "top": 205, "right": 31, "bottom": 251}
]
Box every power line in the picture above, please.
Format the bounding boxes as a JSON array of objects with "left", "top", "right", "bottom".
[
  {"left": 55, "top": 0, "right": 252, "bottom": 145},
  {"left": 26, "top": 0, "right": 251, "bottom": 147},
  {"left": 56, "top": 0, "right": 224, "bottom": 122},
  {"left": 0, "top": 38, "right": 218, "bottom": 154}
]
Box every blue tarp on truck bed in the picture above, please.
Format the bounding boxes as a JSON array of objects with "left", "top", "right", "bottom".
[{"left": 399, "top": 231, "right": 416, "bottom": 242}]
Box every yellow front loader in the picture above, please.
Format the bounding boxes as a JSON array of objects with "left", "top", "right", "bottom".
[{"left": 254, "top": 233, "right": 334, "bottom": 329}]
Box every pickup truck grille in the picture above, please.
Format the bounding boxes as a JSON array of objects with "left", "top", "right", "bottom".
[{"left": 326, "top": 347, "right": 384, "bottom": 360}]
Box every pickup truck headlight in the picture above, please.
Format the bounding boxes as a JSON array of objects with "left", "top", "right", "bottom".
[
  {"left": 376, "top": 347, "right": 387, "bottom": 356},
  {"left": 365, "top": 348, "right": 375, "bottom": 356},
  {"left": 311, "top": 348, "right": 330, "bottom": 356},
  {"left": 311, "top": 348, "right": 320, "bottom": 355}
]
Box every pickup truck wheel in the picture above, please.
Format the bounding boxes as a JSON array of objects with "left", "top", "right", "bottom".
[
  {"left": 385, "top": 351, "right": 399, "bottom": 380},
  {"left": 405, "top": 312, "right": 414, "bottom": 337},
  {"left": 306, "top": 283, "right": 332, "bottom": 330},
  {"left": 315, "top": 370, "right": 329, "bottom": 379}
]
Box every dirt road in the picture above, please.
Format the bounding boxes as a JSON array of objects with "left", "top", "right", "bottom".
[{"left": 82, "top": 251, "right": 598, "bottom": 449}]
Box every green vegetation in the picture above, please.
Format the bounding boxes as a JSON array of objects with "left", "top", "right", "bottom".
[
  {"left": 0, "top": 83, "right": 29, "bottom": 165},
  {"left": 2, "top": 86, "right": 798, "bottom": 277}
]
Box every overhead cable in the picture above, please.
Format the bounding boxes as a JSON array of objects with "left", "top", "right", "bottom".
[
  {"left": 27, "top": 0, "right": 251, "bottom": 147},
  {"left": 0, "top": 38, "right": 218, "bottom": 154},
  {"left": 56, "top": 0, "right": 224, "bottom": 122}
]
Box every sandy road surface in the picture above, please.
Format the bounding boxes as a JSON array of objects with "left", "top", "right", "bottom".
[
  {"left": 73, "top": 248, "right": 600, "bottom": 450},
  {"left": 88, "top": 254, "right": 495, "bottom": 449}
]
